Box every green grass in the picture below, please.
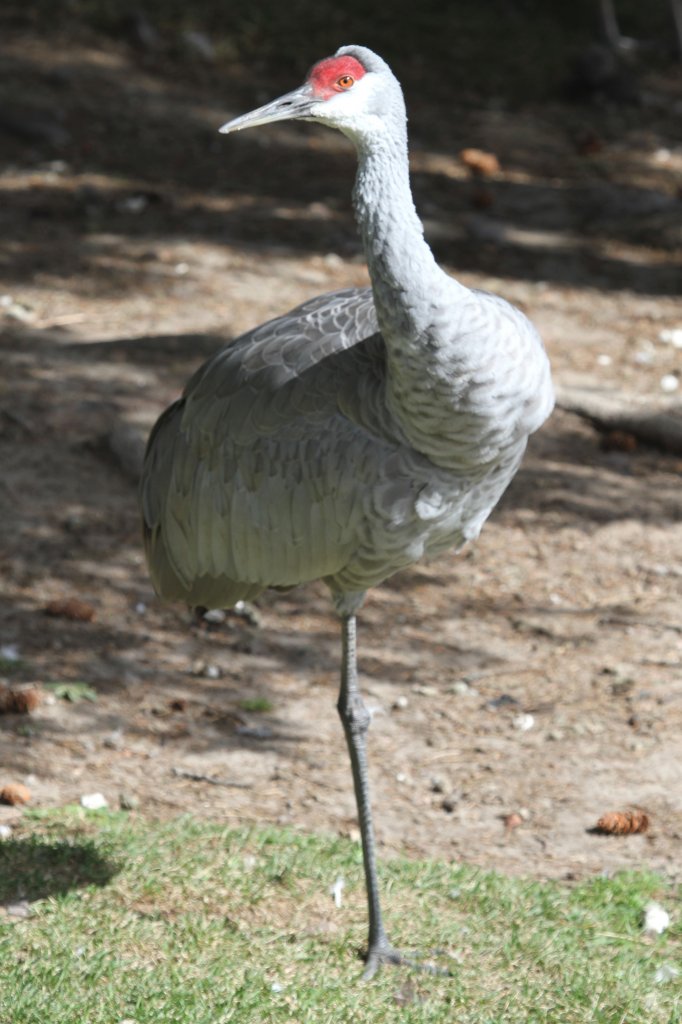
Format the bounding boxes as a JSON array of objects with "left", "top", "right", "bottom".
[
  {"left": 0, "top": 812, "right": 679, "bottom": 1023},
  {"left": 238, "top": 697, "right": 274, "bottom": 714},
  {"left": 0, "top": 657, "right": 28, "bottom": 675},
  {"left": 43, "top": 682, "right": 99, "bottom": 703}
]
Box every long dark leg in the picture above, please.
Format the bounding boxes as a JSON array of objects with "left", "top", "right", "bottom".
[
  {"left": 599, "top": 0, "right": 622, "bottom": 50},
  {"left": 337, "top": 613, "right": 401, "bottom": 978},
  {"left": 672, "top": 0, "right": 682, "bottom": 60}
]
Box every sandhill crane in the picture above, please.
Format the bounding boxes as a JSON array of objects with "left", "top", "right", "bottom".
[{"left": 140, "top": 45, "right": 554, "bottom": 978}]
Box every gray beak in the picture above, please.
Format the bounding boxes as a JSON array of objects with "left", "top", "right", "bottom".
[{"left": 219, "top": 83, "right": 316, "bottom": 134}]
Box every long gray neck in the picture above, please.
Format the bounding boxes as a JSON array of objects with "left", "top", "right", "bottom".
[
  {"left": 351, "top": 122, "right": 467, "bottom": 344},
  {"left": 346, "top": 113, "right": 496, "bottom": 471}
]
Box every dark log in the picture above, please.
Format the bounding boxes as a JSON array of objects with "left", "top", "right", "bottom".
[{"left": 556, "top": 385, "right": 682, "bottom": 454}]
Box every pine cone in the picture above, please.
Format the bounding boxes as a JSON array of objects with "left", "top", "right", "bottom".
[
  {"left": 459, "top": 147, "right": 501, "bottom": 177},
  {"left": 10, "top": 687, "right": 42, "bottom": 713},
  {"left": 0, "top": 782, "right": 32, "bottom": 806},
  {"left": 0, "top": 686, "right": 42, "bottom": 714},
  {"left": 594, "top": 810, "right": 649, "bottom": 835},
  {"left": 44, "top": 597, "right": 96, "bottom": 622}
]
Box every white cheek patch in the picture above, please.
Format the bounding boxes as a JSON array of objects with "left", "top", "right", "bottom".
[{"left": 313, "top": 77, "right": 378, "bottom": 123}]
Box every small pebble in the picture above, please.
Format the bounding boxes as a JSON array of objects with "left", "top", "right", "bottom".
[
  {"left": 45, "top": 159, "right": 69, "bottom": 175},
  {"left": 202, "top": 608, "right": 226, "bottom": 624},
  {"left": 118, "top": 195, "right": 148, "bottom": 214},
  {"left": 103, "top": 730, "right": 124, "bottom": 750},
  {"left": 658, "top": 327, "right": 682, "bottom": 348},
  {"left": 5, "top": 900, "right": 31, "bottom": 918},
  {"left": 80, "top": 792, "right": 108, "bottom": 811},
  {"left": 644, "top": 902, "right": 670, "bottom": 935},
  {"left": 660, "top": 374, "right": 679, "bottom": 393},
  {"left": 392, "top": 695, "right": 409, "bottom": 710},
  {"left": 449, "top": 680, "right": 476, "bottom": 696},
  {"left": 193, "top": 660, "right": 222, "bottom": 679},
  {"left": 0, "top": 824, "right": 12, "bottom": 840},
  {"left": 233, "top": 600, "right": 263, "bottom": 627},
  {"left": 513, "top": 713, "right": 535, "bottom": 732},
  {"left": 412, "top": 684, "right": 438, "bottom": 697}
]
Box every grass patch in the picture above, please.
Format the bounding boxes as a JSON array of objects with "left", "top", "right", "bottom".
[
  {"left": 43, "top": 682, "right": 98, "bottom": 703},
  {"left": 238, "top": 697, "right": 274, "bottom": 714},
  {"left": 0, "top": 657, "right": 28, "bottom": 676},
  {"left": 0, "top": 811, "right": 679, "bottom": 1023}
]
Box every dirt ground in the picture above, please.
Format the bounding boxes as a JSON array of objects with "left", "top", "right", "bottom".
[{"left": 1, "top": 21, "right": 681, "bottom": 885}]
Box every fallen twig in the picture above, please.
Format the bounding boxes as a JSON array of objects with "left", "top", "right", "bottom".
[
  {"left": 556, "top": 384, "right": 682, "bottom": 454},
  {"left": 171, "top": 766, "right": 252, "bottom": 789}
]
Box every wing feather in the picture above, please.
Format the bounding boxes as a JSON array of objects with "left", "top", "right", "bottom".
[{"left": 140, "top": 288, "right": 405, "bottom": 607}]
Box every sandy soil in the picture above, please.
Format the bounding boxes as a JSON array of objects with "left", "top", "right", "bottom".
[{"left": 1, "top": 27, "right": 681, "bottom": 884}]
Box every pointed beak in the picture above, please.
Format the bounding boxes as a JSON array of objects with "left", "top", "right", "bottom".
[{"left": 219, "top": 83, "right": 316, "bottom": 134}]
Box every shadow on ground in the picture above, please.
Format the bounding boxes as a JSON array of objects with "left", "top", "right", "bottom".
[
  {"left": 1, "top": 5, "right": 681, "bottom": 297},
  {"left": 0, "top": 831, "right": 117, "bottom": 903}
]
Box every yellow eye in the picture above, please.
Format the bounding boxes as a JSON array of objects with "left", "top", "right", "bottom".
[{"left": 337, "top": 75, "right": 355, "bottom": 89}]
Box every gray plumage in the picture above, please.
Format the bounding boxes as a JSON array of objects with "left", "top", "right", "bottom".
[
  {"left": 141, "top": 284, "right": 550, "bottom": 613},
  {"left": 140, "top": 45, "right": 553, "bottom": 976}
]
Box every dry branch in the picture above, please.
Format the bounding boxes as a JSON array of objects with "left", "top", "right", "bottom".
[{"left": 555, "top": 384, "right": 682, "bottom": 454}]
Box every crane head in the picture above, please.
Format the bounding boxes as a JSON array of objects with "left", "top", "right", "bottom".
[{"left": 219, "top": 46, "right": 403, "bottom": 140}]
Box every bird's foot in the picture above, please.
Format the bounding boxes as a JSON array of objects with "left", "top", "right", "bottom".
[
  {"left": 362, "top": 936, "right": 403, "bottom": 980},
  {"left": 362, "top": 938, "right": 452, "bottom": 980}
]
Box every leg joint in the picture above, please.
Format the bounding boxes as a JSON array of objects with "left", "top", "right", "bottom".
[{"left": 337, "top": 691, "right": 371, "bottom": 738}]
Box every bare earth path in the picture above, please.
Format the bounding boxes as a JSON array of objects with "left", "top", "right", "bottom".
[{"left": 1, "top": 26, "right": 681, "bottom": 884}]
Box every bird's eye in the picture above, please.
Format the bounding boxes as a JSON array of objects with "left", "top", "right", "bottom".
[{"left": 337, "top": 75, "right": 355, "bottom": 90}]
